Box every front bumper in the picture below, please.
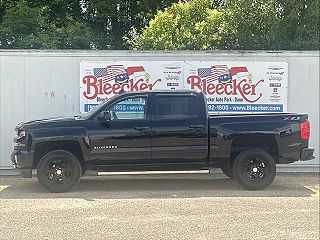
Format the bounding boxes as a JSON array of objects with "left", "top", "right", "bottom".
[
  {"left": 300, "top": 147, "right": 315, "bottom": 161},
  {"left": 11, "top": 150, "right": 34, "bottom": 178}
]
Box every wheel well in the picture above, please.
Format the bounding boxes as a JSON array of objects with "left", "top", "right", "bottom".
[
  {"left": 230, "top": 135, "right": 279, "bottom": 164},
  {"left": 33, "top": 140, "right": 86, "bottom": 173}
]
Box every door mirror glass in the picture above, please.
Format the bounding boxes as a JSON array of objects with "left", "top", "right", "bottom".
[{"left": 97, "top": 111, "right": 111, "bottom": 122}]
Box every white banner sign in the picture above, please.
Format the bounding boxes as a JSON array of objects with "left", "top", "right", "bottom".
[{"left": 80, "top": 61, "right": 288, "bottom": 113}]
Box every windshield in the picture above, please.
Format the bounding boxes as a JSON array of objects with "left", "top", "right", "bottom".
[{"left": 78, "top": 95, "right": 119, "bottom": 119}]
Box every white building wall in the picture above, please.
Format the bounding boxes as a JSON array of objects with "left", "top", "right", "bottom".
[{"left": 0, "top": 50, "right": 319, "bottom": 171}]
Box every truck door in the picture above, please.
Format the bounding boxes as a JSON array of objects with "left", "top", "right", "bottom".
[
  {"left": 151, "top": 93, "right": 208, "bottom": 163},
  {"left": 88, "top": 95, "right": 151, "bottom": 165}
]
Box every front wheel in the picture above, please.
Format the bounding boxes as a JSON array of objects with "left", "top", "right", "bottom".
[
  {"left": 233, "top": 149, "right": 276, "bottom": 190},
  {"left": 37, "top": 150, "right": 81, "bottom": 193}
]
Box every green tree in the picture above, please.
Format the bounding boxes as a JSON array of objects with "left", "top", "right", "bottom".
[
  {"left": 130, "top": 0, "right": 224, "bottom": 50},
  {"left": 0, "top": 0, "right": 53, "bottom": 48},
  {"left": 1, "top": 0, "right": 318, "bottom": 50},
  {"left": 131, "top": 0, "right": 319, "bottom": 50},
  {"left": 83, "top": 0, "right": 179, "bottom": 49},
  {"left": 0, "top": 1, "right": 5, "bottom": 23},
  {"left": 0, "top": 0, "right": 180, "bottom": 49},
  {"left": 0, "top": 0, "right": 93, "bottom": 49},
  {"left": 223, "top": 0, "right": 319, "bottom": 50},
  {"left": 222, "top": 0, "right": 279, "bottom": 50},
  {"left": 274, "top": 0, "right": 319, "bottom": 49}
]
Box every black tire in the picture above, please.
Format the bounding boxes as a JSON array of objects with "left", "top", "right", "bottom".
[
  {"left": 233, "top": 149, "right": 276, "bottom": 190},
  {"left": 221, "top": 163, "right": 234, "bottom": 178},
  {"left": 37, "top": 150, "right": 81, "bottom": 193}
]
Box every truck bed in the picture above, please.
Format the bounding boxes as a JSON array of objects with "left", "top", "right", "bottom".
[{"left": 208, "top": 112, "right": 309, "bottom": 165}]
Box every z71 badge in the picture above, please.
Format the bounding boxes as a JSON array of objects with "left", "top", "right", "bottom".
[{"left": 284, "top": 116, "right": 301, "bottom": 121}]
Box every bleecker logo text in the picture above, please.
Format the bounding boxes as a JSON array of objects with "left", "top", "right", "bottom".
[
  {"left": 187, "top": 76, "right": 264, "bottom": 103},
  {"left": 83, "top": 76, "right": 161, "bottom": 100}
]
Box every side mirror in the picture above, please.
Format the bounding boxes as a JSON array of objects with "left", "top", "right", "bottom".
[{"left": 97, "top": 111, "right": 111, "bottom": 122}]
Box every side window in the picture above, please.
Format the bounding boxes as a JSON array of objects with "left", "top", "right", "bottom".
[
  {"left": 108, "top": 97, "right": 147, "bottom": 120},
  {"left": 156, "top": 96, "right": 199, "bottom": 119}
]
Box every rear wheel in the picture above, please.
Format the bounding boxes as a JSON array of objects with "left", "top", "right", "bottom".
[
  {"left": 37, "top": 150, "right": 81, "bottom": 193},
  {"left": 233, "top": 149, "right": 276, "bottom": 190}
]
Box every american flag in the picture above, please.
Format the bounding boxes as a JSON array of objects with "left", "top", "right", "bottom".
[
  {"left": 107, "top": 65, "right": 127, "bottom": 76},
  {"left": 197, "top": 68, "right": 211, "bottom": 78},
  {"left": 93, "top": 67, "right": 114, "bottom": 82},
  {"left": 197, "top": 65, "right": 231, "bottom": 83},
  {"left": 108, "top": 65, "right": 128, "bottom": 83},
  {"left": 93, "top": 68, "right": 108, "bottom": 78},
  {"left": 94, "top": 65, "right": 128, "bottom": 83},
  {"left": 209, "top": 65, "right": 231, "bottom": 83}
]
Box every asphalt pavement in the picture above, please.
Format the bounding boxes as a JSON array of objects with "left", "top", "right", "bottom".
[{"left": 0, "top": 173, "right": 319, "bottom": 240}]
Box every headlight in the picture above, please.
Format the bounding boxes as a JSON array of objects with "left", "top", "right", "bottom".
[
  {"left": 18, "top": 130, "right": 26, "bottom": 138},
  {"left": 18, "top": 130, "right": 26, "bottom": 137},
  {"left": 14, "top": 129, "right": 27, "bottom": 149}
]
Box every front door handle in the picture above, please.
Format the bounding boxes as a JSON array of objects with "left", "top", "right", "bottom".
[
  {"left": 134, "top": 127, "right": 150, "bottom": 131},
  {"left": 189, "top": 125, "right": 205, "bottom": 129}
]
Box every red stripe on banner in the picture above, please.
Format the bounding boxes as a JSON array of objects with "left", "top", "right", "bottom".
[
  {"left": 127, "top": 66, "right": 145, "bottom": 76},
  {"left": 230, "top": 67, "right": 248, "bottom": 76}
]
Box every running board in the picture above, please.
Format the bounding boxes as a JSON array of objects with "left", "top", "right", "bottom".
[{"left": 97, "top": 169, "right": 210, "bottom": 176}]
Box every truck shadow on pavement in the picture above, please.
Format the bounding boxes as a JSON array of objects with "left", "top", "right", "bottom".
[{"left": 0, "top": 173, "right": 318, "bottom": 199}]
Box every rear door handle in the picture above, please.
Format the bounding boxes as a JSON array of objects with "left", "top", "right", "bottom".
[
  {"left": 134, "top": 127, "right": 150, "bottom": 131},
  {"left": 189, "top": 125, "right": 205, "bottom": 129}
]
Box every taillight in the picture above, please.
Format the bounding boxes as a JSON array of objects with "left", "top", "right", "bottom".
[{"left": 300, "top": 120, "right": 310, "bottom": 140}]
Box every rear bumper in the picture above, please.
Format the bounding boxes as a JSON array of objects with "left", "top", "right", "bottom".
[
  {"left": 11, "top": 150, "right": 34, "bottom": 178},
  {"left": 300, "top": 147, "right": 315, "bottom": 161},
  {"left": 279, "top": 146, "right": 315, "bottom": 164}
]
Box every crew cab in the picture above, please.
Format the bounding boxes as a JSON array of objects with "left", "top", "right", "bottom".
[{"left": 12, "top": 90, "right": 315, "bottom": 192}]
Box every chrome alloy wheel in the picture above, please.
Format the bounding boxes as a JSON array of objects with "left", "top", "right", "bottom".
[
  {"left": 244, "top": 158, "right": 269, "bottom": 182},
  {"left": 45, "top": 160, "right": 72, "bottom": 185}
]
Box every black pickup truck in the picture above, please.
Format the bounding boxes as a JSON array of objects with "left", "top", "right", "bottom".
[{"left": 12, "top": 90, "right": 314, "bottom": 192}]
